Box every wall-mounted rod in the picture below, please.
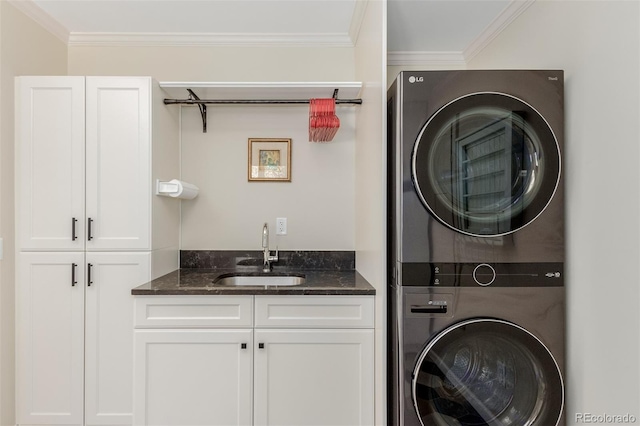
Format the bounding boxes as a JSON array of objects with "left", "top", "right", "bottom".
[
  {"left": 163, "top": 98, "right": 363, "bottom": 105},
  {"left": 163, "top": 88, "right": 362, "bottom": 133}
]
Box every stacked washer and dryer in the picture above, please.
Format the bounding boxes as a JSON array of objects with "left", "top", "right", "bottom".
[{"left": 387, "top": 71, "right": 565, "bottom": 426}]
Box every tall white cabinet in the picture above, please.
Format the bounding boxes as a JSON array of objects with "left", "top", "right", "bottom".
[{"left": 15, "top": 76, "right": 180, "bottom": 426}]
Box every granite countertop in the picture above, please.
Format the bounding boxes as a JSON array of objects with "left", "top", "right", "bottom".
[
  {"left": 131, "top": 250, "right": 376, "bottom": 296},
  {"left": 131, "top": 268, "right": 375, "bottom": 295}
]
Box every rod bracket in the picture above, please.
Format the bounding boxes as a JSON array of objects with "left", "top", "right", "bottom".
[{"left": 187, "top": 89, "right": 207, "bottom": 133}]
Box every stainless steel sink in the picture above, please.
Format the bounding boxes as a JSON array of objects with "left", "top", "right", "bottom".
[{"left": 213, "top": 273, "right": 306, "bottom": 286}]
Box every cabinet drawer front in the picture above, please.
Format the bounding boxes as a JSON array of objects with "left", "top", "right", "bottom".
[
  {"left": 255, "top": 296, "right": 374, "bottom": 328},
  {"left": 135, "top": 296, "right": 253, "bottom": 328}
]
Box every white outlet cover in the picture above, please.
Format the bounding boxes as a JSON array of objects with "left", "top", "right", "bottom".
[{"left": 276, "top": 218, "right": 287, "bottom": 235}]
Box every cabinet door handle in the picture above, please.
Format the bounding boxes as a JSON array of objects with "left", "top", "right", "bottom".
[
  {"left": 87, "top": 218, "right": 94, "bottom": 241},
  {"left": 71, "top": 263, "right": 77, "bottom": 287},
  {"left": 87, "top": 263, "right": 93, "bottom": 287},
  {"left": 241, "top": 343, "right": 247, "bottom": 349},
  {"left": 72, "top": 217, "right": 78, "bottom": 241},
  {"left": 258, "top": 343, "right": 265, "bottom": 349}
]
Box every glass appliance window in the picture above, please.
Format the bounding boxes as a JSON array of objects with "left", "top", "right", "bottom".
[
  {"left": 412, "top": 319, "right": 563, "bottom": 426},
  {"left": 412, "top": 93, "right": 560, "bottom": 237}
]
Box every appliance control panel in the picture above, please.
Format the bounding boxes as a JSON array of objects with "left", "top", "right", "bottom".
[{"left": 400, "top": 262, "right": 564, "bottom": 287}]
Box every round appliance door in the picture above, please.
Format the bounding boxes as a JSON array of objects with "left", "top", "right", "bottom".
[
  {"left": 411, "top": 92, "right": 560, "bottom": 237},
  {"left": 412, "top": 319, "right": 563, "bottom": 426}
]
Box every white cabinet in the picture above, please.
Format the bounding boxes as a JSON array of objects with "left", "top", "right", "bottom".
[
  {"left": 134, "top": 329, "right": 253, "bottom": 426},
  {"left": 133, "top": 295, "right": 374, "bottom": 426},
  {"left": 16, "top": 76, "right": 160, "bottom": 252},
  {"left": 85, "top": 253, "right": 151, "bottom": 426},
  {"left": 85, "top": 78, "right": 151, "bottom": 251},
  {"left": 253, "top": 329, "right": 374, "bottom": 426},
  {"left": 17, "top": 252, "right": 150, "bottom": 426},
  {"left": 133, "top": 296, "right": 254, "bottom": 426},
  {"left": 15, "top": 77, "right": 86, "bottom": 251},
  {"left": 15, "top": 75, "right": 180, "bottom": 426},
  {"left": 16, "top": 252, "right": 85, "bottom": 425},
  {"left": 253, "top": 296, "right": 374, "bottom": 426}
]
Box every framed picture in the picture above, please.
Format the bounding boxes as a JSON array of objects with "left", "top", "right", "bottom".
[{"left": 248, "top": 138, "right": 291, "bottom": 182}]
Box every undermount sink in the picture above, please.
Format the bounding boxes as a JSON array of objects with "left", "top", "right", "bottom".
[{"left": 213, "top": 273, "right": 306, "bottom": 287}]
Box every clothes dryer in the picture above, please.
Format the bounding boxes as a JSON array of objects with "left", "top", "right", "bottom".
[
  {"left": 388, "top": 70, "right": 564, "bottom": 264},
  {"left": 388, "top": 268, "right": 565, "bottom": 426}
]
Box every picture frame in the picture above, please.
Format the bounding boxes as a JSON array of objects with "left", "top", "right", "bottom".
[{"left": 248, "top": 138, "right": 291, "bottom": 182}]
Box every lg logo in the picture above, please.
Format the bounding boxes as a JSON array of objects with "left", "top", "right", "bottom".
[{"left": 408, "top": 76, "right": 424, "bottom": 83}]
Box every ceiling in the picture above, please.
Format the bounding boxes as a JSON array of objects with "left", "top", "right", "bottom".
[{"left": 16, "top": 0, "right": 533, "bottom": 64}]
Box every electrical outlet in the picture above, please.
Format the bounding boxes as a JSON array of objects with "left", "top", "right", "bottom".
[{"left": 276, "top": 218, "right": 287, "bottom": 235}]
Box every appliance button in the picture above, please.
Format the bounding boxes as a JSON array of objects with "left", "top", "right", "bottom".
[{"left": 473, "top": 263, "right": 496, "bottom": 286}]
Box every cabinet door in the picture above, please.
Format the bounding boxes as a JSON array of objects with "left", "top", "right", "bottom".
[
  {"left": 85, "top": 252, "right": 151, "bottom": 426},
  {"left": 254, "top": 329, "right": 374, "bottom": 426},
  {"left": 17, "top": 252, "right": 85, "bottom": 425},
  {"left": 16, "top": 76, "right": 86, "bottom": 251},
  {"left": 85, "top": 77, "right": 151, "bottom": 251},
  {"left": 134, "top": 329, "right": 253, "bottom": 426}
]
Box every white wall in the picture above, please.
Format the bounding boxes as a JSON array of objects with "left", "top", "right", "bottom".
[
  {"left": 467, "top": 1, "right": 640, "bottom": 422},
  {"left": 354, "top": 1, "right": 386, "bottom": 424},
  {"left": 69, "top": 45, "right": 358, "bottom": 251},
  {"left": 0, "top": 3, "right": 68, "bottom": 424},
  {"left": 180, "top": 105, "right": 355, "bottom": 250},
  {"left": 69, "top": 45, "right": 355, "bottom": 82}
]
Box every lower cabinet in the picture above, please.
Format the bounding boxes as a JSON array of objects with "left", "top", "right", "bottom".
[
  {"left": 134, "top": 329, "right": 253, "bottom": 426},
  {"left": 133, "top": 295, "right": 375, "bottom": 426},
  {"left": 253, "top": 329, "right": 374, "bottom": 426},
  {"left": 17, "top": 252, "right": 150, "bottom": 426}
]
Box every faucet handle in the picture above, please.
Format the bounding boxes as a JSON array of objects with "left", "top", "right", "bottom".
[{"left": 269, "top": 246, "right": 279, "bottom": 262}]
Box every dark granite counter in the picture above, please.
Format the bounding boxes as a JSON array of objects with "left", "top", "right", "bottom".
[
  {"left": 131, "top": 250, "right": 376, "bottom": 296},
  {"left": 131, "top": 268, "right": 375, "bottom": 295}
]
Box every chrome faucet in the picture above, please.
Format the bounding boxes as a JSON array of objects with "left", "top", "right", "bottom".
[{"left": 262, "top": 222, "right": 278, "bottom": 272}]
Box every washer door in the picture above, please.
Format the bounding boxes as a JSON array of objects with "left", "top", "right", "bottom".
[
  {"left": 411, "top": 92, "right": 560, "bottom": 237},
  {"left": 412, "top": 319, "right": 563, "bottom": 426}
]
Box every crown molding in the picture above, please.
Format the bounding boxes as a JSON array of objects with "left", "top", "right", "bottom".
[
  {"left": 68, "top": 32, "right": 355, "bottom": 47},
  {"left": 463, "top": 0, "right": 536, "bottom": 62},
  {"left": 387, "top": 51, "right": 466, "bottom": 67},
  {"left": 7, "top": 0, "right": 69, "bottom": 44},
  {"left": 388, "top": 0, "right": 536, "bottom": 67},
  {"left": 348, "top": 0, "right": 369, "bottom": 46}
]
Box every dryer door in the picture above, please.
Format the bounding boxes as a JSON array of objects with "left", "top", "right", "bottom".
[
  {"left": 412, "top": 319, "right": 563, "bottom": 426},
  {"left": 411, "top": 92, "right": 560, "bottom": 237}
]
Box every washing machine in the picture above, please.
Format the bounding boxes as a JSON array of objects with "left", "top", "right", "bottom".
[
  {"left": 387, "top": 70, "right": 564, "bottom": 264},
  {"left": 387, "top": 71, "right": 566, "bottom": 425}
]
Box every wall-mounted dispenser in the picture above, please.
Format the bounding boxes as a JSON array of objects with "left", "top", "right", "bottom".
[{"left": 155, "top": 179, "right": 199, "bottom": 200}]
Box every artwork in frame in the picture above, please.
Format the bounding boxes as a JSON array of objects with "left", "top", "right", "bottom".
[{"left": 248, "top": 138, "right": 291, "bottom": 182}]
